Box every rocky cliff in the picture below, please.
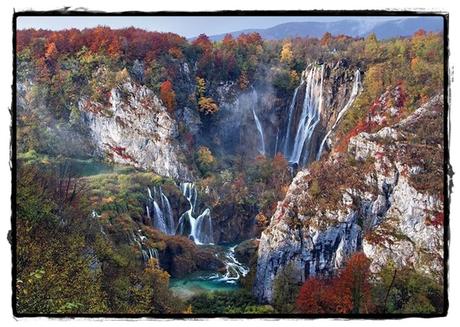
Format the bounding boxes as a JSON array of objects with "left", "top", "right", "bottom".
[
  {"left": 79, "top": 79, "right": 193, "bottom": 180},
  {"left": 254, "top": 94, "right": 444, "bottom": 303}
]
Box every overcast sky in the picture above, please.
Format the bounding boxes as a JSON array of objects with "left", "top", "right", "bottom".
[{"left": 16, "top": 16, "right": 407, "bottom": 38}]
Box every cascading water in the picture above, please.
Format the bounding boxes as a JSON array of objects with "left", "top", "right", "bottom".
[
  {"left": 176, "top": 182, "right": 214, "bottom": 245},
  {"left": 130, "top": 231, "right": 160, "bottom": 264},
  {"left": 216, "top": 245, "right": 249, "bottom": 284},
  {"left": 250, "top": 89, "right": 266, "bottom": 156},
  {"left": 142, "top": 248, "right": 159, "bottom": 263},
  {"left": 283, "top": 71, "right": 304, "bottom": 155},
  {"left": 146, "top": 186, "right": 175, "bottom": 235},
  {"left": 316, "top": 69, "right": 362, "bottom": 160},
  {"left": 274, "top": 128, "right": 280, "bottom": 155},
  {"left": 153, "top": 201, "right": 167, "bottom": 232},
  {"left": 160, "top": 191, "right": 174, "bottom": 232},
  {"left": 284, "top": 65, "right": 324, "bottom": 165},
  {"left": 145, "top": 183, "right": 214, "bottom": 244},
  {"left": 183, "top": 244, "right": 249, "bottom": 286}
]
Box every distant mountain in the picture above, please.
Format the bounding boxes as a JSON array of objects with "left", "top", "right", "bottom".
[
  {"left": 369, "top": 17, "right": 443, "bottom": 39},
  {"left": 203, "top": 17, "right": 443, "bottom": 41}
]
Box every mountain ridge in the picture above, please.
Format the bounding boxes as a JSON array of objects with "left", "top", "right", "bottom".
[{"left": 199, "top": 17, "right": 443, "bottom": 41}]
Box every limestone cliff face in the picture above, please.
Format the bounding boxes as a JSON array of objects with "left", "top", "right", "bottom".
[
  {"left": 254, "top": 95, "right": 444, "bottom": 303},
  {"left": 79, "top": 80, "right": 193, "bottom": 180},
  {"left": 253, "top": 170, "right": 363, "bottom": 303}
]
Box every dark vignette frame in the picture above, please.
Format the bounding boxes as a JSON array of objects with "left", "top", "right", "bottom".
[{"left": 10, "top": 9, "right": 450, "bottom": 319}]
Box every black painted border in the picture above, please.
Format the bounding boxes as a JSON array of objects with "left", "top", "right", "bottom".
[{"left": 10, "top": 9, "right": 450, "bottom": 319}]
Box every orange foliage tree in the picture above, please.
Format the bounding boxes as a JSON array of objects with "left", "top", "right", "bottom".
[
  {"left": 296, "top": 252, "right": 373, "bottom": 314},
  {"left": 159, "top": 80, "right": 176, "bottom": 113}
]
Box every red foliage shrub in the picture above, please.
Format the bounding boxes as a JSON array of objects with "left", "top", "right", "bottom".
[{"left": 296, "top": 252, "right": 373, "bottom": 314}]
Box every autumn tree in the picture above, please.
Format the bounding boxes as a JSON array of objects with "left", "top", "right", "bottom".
[
  {"left": 364, "top": 32, "right": 380, "bottom": 58},
  {"left": 193, "top": 34, "right": 213, "bottom": 77},
  {"left": 195, "top": 77, "right": 218, "bottom": 114},
  {"left": 16, "top": 165, "right": 108, "bottom": 314},
  {"left": 295, "top": 277, "right": 335, "bottom": 313},
  {"left": 198, "top": 97, "right": 219, "bottom": 115},
  {"left": 195, "top": 146, "right": 216, "bottom": 175},
  {"left": 196, "top": 77, "right": 206, "bottom": 98},
  {"left": 338, "top": 252, "right": 373, "bottom": 313},
  {"left": 160, "top": 80, "right": 176, "bottom": 113},
  {"left": 280, "top": 41, "right": 293, "bottom": 65},
  {"left": 238, "top": 72, "right": 250, "bottom": 90},
  {"left": 273, "top": 262, "right": 299, "bottom": 313},
  {"left": 141, "top": 258, "right": 180, "bottom": 313},
  {"left": 44, "top": 41, "right": 58, "bottom": 60},
  {"left": 320, "top": 32, "right": 332, "bottom": 47},
  {"left": 296, "top": 252, "right": 373, "bottom": 314},
  {"left": 372, "top": 262, "right": 444, "bottom": 314}
]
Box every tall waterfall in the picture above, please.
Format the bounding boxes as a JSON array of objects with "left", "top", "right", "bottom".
[
  {"left": 146, "top": 186, "right": 175, "bottom": 235},
  {"left": 274, "top": 128, "right": 280, "bottom": 155},
  {"left": 283, "top": 72, "right": 303, "bottom": 155},
  {"left": 284, "top": 65, "right": 324, "bottom": 165},
  {"left": 316, "top": 69, "right": 362, "bottom": 160},
  {"left": 176, "top": 182, "right": 214, "bottom": 245},
  {"left": 251, "top": 89, "right": 266, "bottom": 156}
]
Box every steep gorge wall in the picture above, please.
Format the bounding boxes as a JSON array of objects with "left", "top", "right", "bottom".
[
  {"left": 254, "top": 95, "right": 444, "bottom": 303},
  {"left": 79, "top": 79, "right": 194, "bottom": 180}
]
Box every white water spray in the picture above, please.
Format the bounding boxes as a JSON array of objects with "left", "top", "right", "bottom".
[
  {"left": 287, "top": 65, "right": 324, "bottom": 165},
  {"left": 316, "top": 69, "right": 362, "bottom": 160},
  {"left": 251, "top": 89, "right": 266, "bottom": 156},
  {"left": 176, "top": 182, "right": 214, "bottom": 245},
  {"left": 146, "top": 186, "right": 176, "bottom": 235}
]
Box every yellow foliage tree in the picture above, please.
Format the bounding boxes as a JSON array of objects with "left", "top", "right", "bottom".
[
  {"left": 239, "top": 72, "right": 250, "bottom": 90},
  {"left": 115, "top": 68, "right": 129, "bottom": 83},
  {"left": 196, "top": 76, "right": 206, "bottom": 98},
  {"left": 280, "top": 42, "right": 293, "bottom": 65},
  {"left": 198, "top": 97, "right": 219, "bottom": 115}
]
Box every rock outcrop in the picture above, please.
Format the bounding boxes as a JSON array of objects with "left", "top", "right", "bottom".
[
  {"left": 254, "top": 95, "right": 444, "bottom": 303},
  {"left": 79, "top": 80, "right": 193, "bottom": 180}
]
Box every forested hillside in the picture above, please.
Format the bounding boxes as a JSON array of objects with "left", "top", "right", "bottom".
[{"left": 15, "top": 25, "right": 445, "bottom": 315}]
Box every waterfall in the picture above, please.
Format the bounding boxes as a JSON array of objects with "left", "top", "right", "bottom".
[
  {"left": 216, "top": 245, "right": 249, "bottom": 284},
  {"left": 146, "top": 182, "right": 214, "bottom": 244},
  {"left": 160, "top": 191, "right": 175, "bottom": 234},
  {"left": 283, "top": 70, "right": 304, "bottom": 155},
  {"left": 146, "top": 186, "right": 175, "bottom": 235},
  {"left": 142, "top": 248, "right": 159, "bottom": 263},
  {"left": 316, "top": 69, "right": 362, "bottom": 160},
  {"left": 274, "top": 128, "right": 280, "bottom": 155},
  {"left": 181, "top": 182, "right": 198, "bottom": 216},
  {"left": 251, "top": 89, "right": 266, "bottom": 156},
  {"left": 147, "top": 187, "right": 153, "bottom": 199},
  {"left": 194, "top": 208, "right": 214, "bottom": 244},
  {"left": 152, "top": 201, "right": 167, "bottom": 232},
  {"left": 91, "top": 210, "right": 101, "bottom": 218},
  {"left": 146, "top": 205, "right": 150, "bottom": 220},
  {"left": 176, "top": 182, "right": 214, "bottom": 245},
  {"left": 284, "top": 65, "right": 324, "bottom": 165},
  {"left": 131, "top": 231, "right": 160, "bottom": 264}
]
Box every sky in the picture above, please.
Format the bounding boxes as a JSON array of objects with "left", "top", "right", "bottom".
[{"left": 16, "top": 16, "right": 406, "bottom": 38}]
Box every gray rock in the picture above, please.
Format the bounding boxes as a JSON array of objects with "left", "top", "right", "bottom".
[
  {"left": 79, "top": 79, "right": 193, "bottom": 180},
  {"left": 253, "top": 95, "right": 444, "bottom": 303}
]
